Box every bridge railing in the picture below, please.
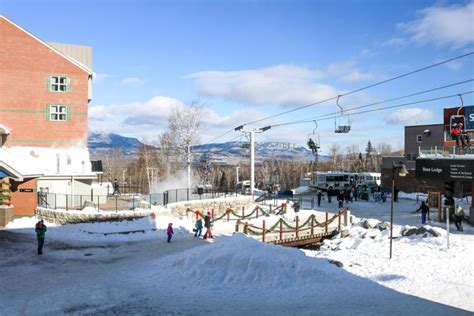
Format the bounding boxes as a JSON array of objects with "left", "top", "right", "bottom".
[{"left": 235, "top": 208, "right": 350, "bottom": 244}]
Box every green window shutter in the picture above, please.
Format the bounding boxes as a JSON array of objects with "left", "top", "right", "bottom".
[
  {"left": 67, "top": 77, "right": 72, "bottom": 92},
  {"left": 47, "top": 76, "right": 51, "bottom": 92},
  {"left": 45, "top": 105, "right": 51, "bottom": 121},
  {"left": 67, "top": 105, "right": 72, "bottom": 121}
]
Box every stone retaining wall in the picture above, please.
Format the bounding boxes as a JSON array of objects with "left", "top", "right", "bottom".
[
  {"left": 35, "top": 207, "right": 155, "bottom": 225},
  {"left": 168, "top": 196, "right": 253, "bottom": 218},
  {"left": 35, "top": 196, "right": 253, "bottom": 224},
  {"left": 0, "top": 205, "right": 14, "bottom": 227}
]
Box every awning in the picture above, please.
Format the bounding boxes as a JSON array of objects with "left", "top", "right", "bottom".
[
  {"left": 0, "top": 161, "right": 23, "bottom": 181},
  {"left": 0, "top": 124, "right": 11, "bottom": 135}
]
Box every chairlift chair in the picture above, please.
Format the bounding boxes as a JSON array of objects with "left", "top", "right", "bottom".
[
  {"left": 334, "top": 95, "right": 351, "bottom": 133},
  {"left": 449, "top": 94, "right": 466, "bottom": 131},
  {"left": 307, "top": 121, "right": 321, "bottom": 153}
]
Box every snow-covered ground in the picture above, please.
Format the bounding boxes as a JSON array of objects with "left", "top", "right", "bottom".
[{"left": 1, "top": 196, "right": 473, "bottom": 315}]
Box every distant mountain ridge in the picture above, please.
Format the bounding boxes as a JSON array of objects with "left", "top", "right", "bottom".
[{"left": 88, "top": 132, "right": 328, "bottom": 163}]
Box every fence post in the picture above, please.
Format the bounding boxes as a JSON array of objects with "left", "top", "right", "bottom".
[
  {"left": 325, "top": 212, "right": 328, "bottom": 234},
  {"left": 66, "top": 194, "right": 68, "bottom": 211},
  {"left": 296, "top": 216, "right": 299, "bottom": 239},
  {"left": 244, "top": 222, "right": 248, "bottom": 234},
  {"left": 256, "top": 207, "right": 259, "bottom": 219},
  {"left": 115, "top": 195, "right": 118, "bottom": 213},
  {"left": 311, "top": 215, "right": 314, "bottom": 236},
  {"left": 187, "top": 188, "right": 190, "bottom": 201},
  {"left": 338, "top": 211, "right": 341, "bottom": 232},
  {"left": 55, "top": 193, "right": 57, "bottom": 210},
  {"left": 262, "top": 220, "right": 266, "bottom": 243},
  {"left": 211, "top": 209, "right": 214, "bottom": 221},
  {"left": 242, "top": 206, "right": 244, "bottom": 218},
  {"left": 80, "top": 195, "right": 83, "bottom": 209},
  {"left": 236, "top": 219, "right": 240, "bottom": 232},
  {"left": 279, "top": 219, "right": 283, "bottom": 241},
  {"left": 97, "top": 195, "right": 100, "bottom": 212},
  {"left": 175, "top": 189, "right": 178, "bottom": 203},
  {"left": 345, "top": 207, "right": 351, "bottom": 228},
  {"left": 227, "top": 209, "right": 230, "bottom": 222}
]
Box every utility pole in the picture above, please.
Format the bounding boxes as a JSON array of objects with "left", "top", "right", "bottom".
[
  {"left": 187, "top": 145, "right": 192, "bottom": 192},
  {"left": 236, "top": 166, "right": 240, "bottom": 185},
  {"left": 235, "top": 125, "right": 271, "bottom": 196}
]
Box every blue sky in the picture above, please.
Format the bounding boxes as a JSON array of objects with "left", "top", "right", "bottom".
[{"left": 1, "top": 0, "right": 473, "bottom": 154}]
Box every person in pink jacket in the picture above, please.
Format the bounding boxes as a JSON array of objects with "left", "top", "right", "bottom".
[{"left": 167, "top": 223, "right": 174, "bottom": 243}]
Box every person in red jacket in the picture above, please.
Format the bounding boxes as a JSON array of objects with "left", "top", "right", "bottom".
[
  {"left": 203, "top": 212, "right": 214, "bottom": 239},
  {"left": 450, "top": 123, "right": 464, "bottom": 147},
  {"left": 167, "top": 223, "right": 174, "bottom": 243}
]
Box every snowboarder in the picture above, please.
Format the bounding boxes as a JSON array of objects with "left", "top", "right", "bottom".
[
  {"left": 167, "top": 223, "right": 174, "bottom": 242},
  {"left": 35, "top": 219, "right": 47, "bottom": 255},
  {"left": 112, "top": 178, "right": 120, "bottom": 195},
  {"left": 454, "top": 205, "right": 464, "bottom": 231},
  {"left": 414, "top": 201, "right": 429, "bottom": 224},
  {"left": 203, "top": 211, "right": 213, "bottom": 239},
  {"left": 317, "top": 191, "right": 323, "bottom": 207},
  {"left": 194, "top": 218, "right": 203, "bottom": 237}
]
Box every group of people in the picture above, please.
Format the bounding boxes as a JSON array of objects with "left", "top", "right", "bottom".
[
  {"left": 450, "top": 122, "right": 471, "bottom": 150},
  {"left": 414, "top": 201, "right": 465, "bottom": 231},
  {"left": 193, "top": 211, "right": 214, "bottom": 239}
]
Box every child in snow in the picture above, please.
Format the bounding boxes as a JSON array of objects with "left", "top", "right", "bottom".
[
  {"left": 35, "top": 219, "right": 47, "bottom": 255},
  {"left": 167, "top": 223, "right": 174, "bottom": 242},
  {"left": 194, "top": 218, "right": 203, "bottom": 237},
  {"left": 414, "top": 201, "right": 430, "bottom": 224}
]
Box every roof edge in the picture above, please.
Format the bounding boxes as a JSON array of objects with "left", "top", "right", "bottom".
[{"left": 0, "top": 15, "right": 93, "bottom": 75}]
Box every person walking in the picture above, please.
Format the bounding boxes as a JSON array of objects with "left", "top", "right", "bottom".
[
  {"left": 203, "top": 212, "right": 213, "bottom": 239},
  {"left": 167, "top": 223, "right": 174, "bottom": 242},
  {"left": 317, "top": 191, "right": 323, "bottom": 207},
  {"left": 454, "top": 205, "right": 464, "bottom": 231},
  {"left": 338, "top": 191, "right": 344, "bottom": 208},
  {"left": 35, "top": 219, "right": 47, "bottom": 255},
  {"left": 194, "top": 218, "right": 203, "bottom": 237},
  {"left": 414, "top": 201, "right": 430, "bottom": 224},
  {"left": 112, "top": 178, "right": 121, "bottom": 195},
  {"left": 327, "top": 190, "right": 332, "bottom": 204}
]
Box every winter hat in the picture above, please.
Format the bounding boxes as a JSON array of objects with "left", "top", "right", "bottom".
[
  {"left": 168, "top": 223, "right": 173, "bottom": 226},
  {"left": 207, "top": 211, "right": 211, "bottom": 215}
]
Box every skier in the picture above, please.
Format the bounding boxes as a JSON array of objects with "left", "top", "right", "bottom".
[
  {"left": 414, "top": 201, "right": 429, "bottom": 224},
  {"left": 450, "top": 123, "right": 465, "bottom": 148},
  {"left": 167, "top": 223, "right": 174, "bottom": 242},
  {"left": 317, "top": 191, "right": 323, "bottom": 207},
  {"left": 338, "top": 191, "right": 344, "bottom": 208},
  {"left": 203, "top": 211, "right": 214, "bottom": 239},
  {"left": 458, "top": 123, "right": 471, "bottom": 149},
  {"left": 194, "top": 218, "right": 203, "bottom": 237},
  {"left": 35, "top": 219, "right": 47, "bottom": 255},
  {"left": 454, "top": 205, "right": 464, "bottom": 231}
]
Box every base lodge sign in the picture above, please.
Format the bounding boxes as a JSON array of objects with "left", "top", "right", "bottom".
[{"left": 416, "top": 159, "right": 474, "bottom": 181}]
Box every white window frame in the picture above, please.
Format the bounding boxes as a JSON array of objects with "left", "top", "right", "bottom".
[
  {"left": 49, "top": 76, "right": 71, "bottom": 92},
  {"left": 49, "top": 105, "right": 68, "bottom": 121}
]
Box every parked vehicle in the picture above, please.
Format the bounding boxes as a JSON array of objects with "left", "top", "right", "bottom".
[{"left": 309, "top": 172, "right": 358, "bottom": 191}]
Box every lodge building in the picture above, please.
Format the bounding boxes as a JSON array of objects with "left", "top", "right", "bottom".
[{"left": 0, "top": 15, "right": 97, "bottom": 224}]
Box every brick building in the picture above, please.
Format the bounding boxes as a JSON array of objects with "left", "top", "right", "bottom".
[{"left": 0, "top": 15, "right": 96, "bottom": 218}]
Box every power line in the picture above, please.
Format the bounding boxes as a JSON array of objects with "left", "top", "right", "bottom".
[
  {"left": 271, "top": 79, "right": 474, "bottom": 127},
  {"left": 238, "top": 51, "right": 474, "bottom": 128}
]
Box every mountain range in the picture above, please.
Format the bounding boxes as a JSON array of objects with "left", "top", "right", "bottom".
[{"left": 88, "top": 132, "right": 328, "bottom": 164}]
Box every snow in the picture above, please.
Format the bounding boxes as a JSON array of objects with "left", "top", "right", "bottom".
[{"left": 1, "top": 194, "right": 473, "bottom": 314}]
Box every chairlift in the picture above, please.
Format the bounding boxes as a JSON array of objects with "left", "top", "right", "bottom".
[
  {"left": 449, "top": 94, "right": 466, "bottom": 130},
  {"left": 307, "top": 121, "right": 320, "bottom": 154},
  {"left": 334, "top": 95, "right": 351, "bottom": 133}
]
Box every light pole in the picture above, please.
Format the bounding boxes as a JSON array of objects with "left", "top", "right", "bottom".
[
  {"left": 390, "top": 161, "right": 408, "bottom": 259},
  {"left": 235, "top": 125, "right": 271, "bottom": 196}
]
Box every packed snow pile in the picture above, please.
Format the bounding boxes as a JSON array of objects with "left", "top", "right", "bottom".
[{"left": 153, "top": 233, "right": 340, "bottom": 289}]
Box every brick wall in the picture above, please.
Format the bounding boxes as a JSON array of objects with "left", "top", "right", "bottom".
[
  {"left": 0, "top": 18, "right": 90, "bottom": 148},
  {"left": 10, "top": 178, "right": 38, "bottom": 215}
]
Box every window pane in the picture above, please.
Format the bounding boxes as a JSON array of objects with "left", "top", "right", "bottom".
[
  {"left": 52, "top": 114, "right": 58, "bottom": 120},
  {"left": 51, "top": 77, "right": 58, "bottom": 83},
  {"left": 59, "top": 114, "right": 66, "bottom": 120},
  {"left": 51, "top": 84, "right": 59, "bottom": 91},
  {"left": 60, "top": 85, "right": 67, "bottom": 91},
  {"left": 60, "top": 77, "right": 67, "bottom": 84}
]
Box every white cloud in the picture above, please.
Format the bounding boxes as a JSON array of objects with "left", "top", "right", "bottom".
[
  {"left": 93, "top": 73, "right": 112, "bottom": 83},
  {"left": 399, "top": 1, "right": 474, "bottom": 47},
  {"left": 121, "top": 77, "right": 145, "bottom": 85},
  {"left": 382, "top": 37, "right": 409, "bottom": 48},
  {"left": 185, "top": 64, "right": 337, "bottom": 106},
  {"left": 385, "top": 108, "right": 434, "bottom": 126},
  {"left": 341, "top": 71, "right": 375, "bottom": 83}
]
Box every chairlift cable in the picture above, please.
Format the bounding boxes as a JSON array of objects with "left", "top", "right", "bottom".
[
  {"left": 236, "top": 52, "right": 474, "bottom": 128},
  {"left": 272, "top": 91, "right": 474, "bottom": 128},
  {"left": 270, "top": 80, "right": 474, "bottom": 128}
]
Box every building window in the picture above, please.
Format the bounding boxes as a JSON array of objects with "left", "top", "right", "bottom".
[
  {"left": 49, "top": 105, "right": 69, "bottom": 121},
  {"left": 416, "top": 135, "right": 423, "bottom": 143},
  {"left": 48, "top": 76, "right": 71, "bottom": 92}
]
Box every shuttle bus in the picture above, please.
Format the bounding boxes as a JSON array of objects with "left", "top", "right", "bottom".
[
  {"left": 309, "top": 172, "right": 358, "bottom": 191},
  {"left": 357, "top": 172, "right": 381, "bottom": 188}
]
